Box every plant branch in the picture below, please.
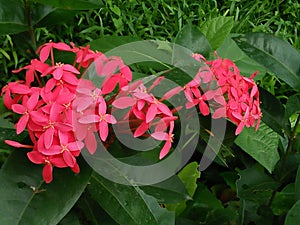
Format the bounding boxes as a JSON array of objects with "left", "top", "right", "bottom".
[
  {"left": 24, "top": 0, "right": 36, "bottom": 48},
  {"left": 281, "top": 113, "right": 300, "bottom": 172}
]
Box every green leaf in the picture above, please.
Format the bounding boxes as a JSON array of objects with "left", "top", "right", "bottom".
[
  {"left": 90, "top": 38, "right": 203, "bottom": 87},
  {"left": 182, "top": 183, "right": 223, "bottom": 223},
  {"left": 220, "top": 171, "right": 239, "bottom": 192},
  {"left": 58, "top": 210, "right": 81, "bottom": 225},
  {"left": 0, "top": 118, "right": 28, "bottom": 151},
  {"left": 205, "top": 208, "right": 238, "bottom": 225},
  {"left": 77, "top": 192, "right": 119, "bottom": 225},
  {"left": 175, "top": 217, "right": 198, "bottom": 225},
  {"left": 295, "top": 165, "right": 300, "bottom": 201},
  {"left": 34, "top": 7, "right": 77, "bottom": 27},
  {"left": 259, "top": 87, "right": 289, "bottom": 136},
  {"left": 233, "top": 33, "right": 300, "bottom": 91},
  {"left": 175, "top": 24, "right": 211, "bottom": 57},
  {"left": 271, "top": 183, "right": 295, "bottom": 216},
  {"left": 217, "top": 34, "right": 267, "bottom": 79},
  {"left": 285, "top": 94, "right": 300, "bottom": 121},
  {"left": 166, "top": 162, "right": 200, "bottom": 215},
  {"left": 89, "top": 36, "right": 141, "bottom": 53},
  {"left": 236, "top": 166, "right": 280, "bottom": 204},
  {"left": 32, "top": 0, "right": 103, "bottom": 10},
  {"left": 141, "top": 175, "right": 191, "bottom": 204},
  {"left": 178, "top": 162, "right": 200, "bottom": 197},
  {"left": 201, "top": 16, "right": 234, "bottom": 50},
  {"left": 284, "top": 200, "right": 300, "bottom": 225},
  {"left": 0, "top": 151, "right": 92, "bottom": 225},
  {"left": 235, "top": 122, "right": 280, "bottom": 173},
  {"left": 0, "top": 0, "right": 28, "bottom": 35},
  {"left": 88, "top": 173, "right": 175, "bottom": 225}
]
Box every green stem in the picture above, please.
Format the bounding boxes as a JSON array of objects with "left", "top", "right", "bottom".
[
  {"left": 24, "top": 0, "right": 36, "bottom": 49},
  {"left": 268, "top": 113, "right": 300, "bottom": 207},
  {"left": 281, "top": 113, "right": 300, "bottom": 172}
]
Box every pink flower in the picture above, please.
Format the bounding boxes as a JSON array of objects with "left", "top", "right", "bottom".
[
  {"left": 27, "top": 150, "right": 68, "bottom": 183},
  {"left": 151, "top": 121, "right": 175, "bottom": 159},
  {"left": 42, "top": 62, "right": 80, "bottom": 80},
  {"left": 37, "top": 42, "right": 72, "bottom": 63},
  {"left": 11, "top": 91, "right": 39, "bottom": 134},
  {"left": 79, "top": 100, "right": 117, "bottom": 141}
]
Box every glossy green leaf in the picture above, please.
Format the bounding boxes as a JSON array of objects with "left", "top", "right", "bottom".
[
  {"left": 236, "top": 166, "right": 280, "bottom": 204},
  {"left": 32, "top": 0, "right": 103, "bottom": 10},
  {"left": 0, "top": 151, "right": 92, "bottom": 225},
  {"left": 285, "top": 94, "right": 300, "bottom": 121},
  {"left": 175, "top": 24, "right": 211, "bottom": 57},
  {"left": 141, "top": 175, "right": 191, "bottom": 204},
  {"left": 217, "top": 35, "right": 267, "bottom": 79},
  {"left": 235, "top": 122, "right": 280, "bottom": 173},
  {"left": 88, "top": 173, "right": 175, "bottom": 225},
  {"left": 201, "top": 16, "right": 234, "bottom": 50},
  {"left": 233, "top": 33, "right": 300, "bottom": 91},
  {"left": 0, "top": 0, "right": 28, "bottom": 35},
  {"left": 259, "top": 87, "right": 289, "bottom": 136},
  {"left": 284, "top": 200, "right": 300, "bottom": 225}
]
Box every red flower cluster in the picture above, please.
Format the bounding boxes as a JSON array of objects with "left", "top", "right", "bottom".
[
  {"left": 1, "top": 43, "right": 125, "bottom": 182},
  {"left": 1, "top": 41, "right": 261, "bottom": 183},
  {"left": 190, "top": 53, "right": 262, "bottom": 135}
]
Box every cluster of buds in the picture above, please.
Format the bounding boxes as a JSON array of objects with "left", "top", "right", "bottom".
[{"left": 1, "top": 41, "right": 262, "bottom": 183}]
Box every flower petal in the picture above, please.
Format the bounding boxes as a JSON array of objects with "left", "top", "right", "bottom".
[
  {"left": 79, "top": 115, "right": 100, "bottom": 124},
  {"left": 98, "top": 121, "right": 108, "bottom": 141},
  {"left": 146, "top": 104, "right": 157, "bottom": 123},
  {"left": 159, "top": 141, "right": 172, "bottom": 159},
  {"left": 5, "top": 140, "right": 33, "bottom": 148},
  {"left": 27, "top": 151, "right": 44, "bottom": 164},
  {"left": 134, "top": 121, "right": 149, "bottom": 137},
  {"left": 43, "top": 163, "right": 53, "bottom": 183},
  {"left": 16, "top": 114, "right": 29, "bottom": 134},
  {"left": 151, "top": 132, "right": 168, "bottom": 141},
  {"left": 85, "top": 132, "right": 97, "bottom": 154},
  {"left": 112, "top": 96, "right": 135, "bottom": 109},
  {"left": 63, "top": 150, "right": 76, "bottom": 167}
]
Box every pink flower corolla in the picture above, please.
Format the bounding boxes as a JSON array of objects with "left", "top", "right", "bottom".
[
  {"left": 11, "top": 91, "right": 39, "bottom": 134},
  {"left": 1, "top": 81, "right": 31, "bottom": 109},
  {"left": 151, "top": 120, "right": 175, "bottom": 159},
  {"left": 12, "top": 59, "right": 50, "bottom": 85},
  {"left": 72, "top": 44, "right": 104, "bottom": 69},
  {"left": 36, "top": 41, "right": 73, "bottom": 63},
  {"left": 94, "top": 55, "right": 132, "bottom": 94},
  {"left": 79, "top": 98, "right": 117, "bottom": 142},
  {"left": 27, "top": 150, "right": 70, "bottom": 183}
]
